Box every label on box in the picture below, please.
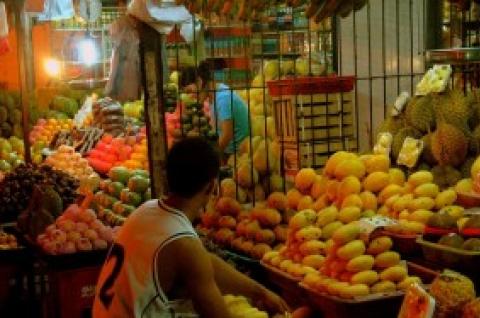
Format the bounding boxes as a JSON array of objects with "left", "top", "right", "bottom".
[{"left": 358, "top": 216, "right": 398, "bottom": 238}]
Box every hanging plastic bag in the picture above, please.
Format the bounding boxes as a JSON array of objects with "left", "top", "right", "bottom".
[
  {"left": 0, "top": 1, "right": 9, "bottom": 55},
  {"left": 38, "top": 0, "right": 74, "bottom": 21},
  {"left": 78, "top": 0, "right": 102, "bottom": 23},
  {"left": 105, "top": 16, "right": 141, "bottom": 103}
]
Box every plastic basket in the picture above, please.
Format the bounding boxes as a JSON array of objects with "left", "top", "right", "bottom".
[
  {"left": 417, "top": 236, "right": 480, "bottom": 273},
  {"left": 267, "top": 76, "right": 355, "bottom": 96},
  {"left": 379, "top": 231, "right": 421, "bottom": 257}
]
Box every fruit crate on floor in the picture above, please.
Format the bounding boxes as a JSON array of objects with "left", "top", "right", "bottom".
[{"left": 267, "top": 76, "right": 356, "bottom": 179}]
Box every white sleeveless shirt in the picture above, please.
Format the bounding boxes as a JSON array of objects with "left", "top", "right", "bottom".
[{"left": 92, "top": 199, "right": 199, "bottom": 318}]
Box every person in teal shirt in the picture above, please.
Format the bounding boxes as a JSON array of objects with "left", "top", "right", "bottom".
[{"left": 180, "top": 62, "right": 249, "bottom": 157}]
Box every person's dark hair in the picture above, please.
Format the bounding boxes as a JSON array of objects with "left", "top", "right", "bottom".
[
  {"left": 166, "top": 137, "right": 220, "bottom": 198},
  {"left": 179, "top": 61, "right": 212, "bottom": 88}
]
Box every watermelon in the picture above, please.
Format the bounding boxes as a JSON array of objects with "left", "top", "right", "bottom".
[
  {"left": 128, "top": 175, "right": 150, "bottom": 194},
  {"left": 109, "top": 166, "right": 131, "bottom": 184}
]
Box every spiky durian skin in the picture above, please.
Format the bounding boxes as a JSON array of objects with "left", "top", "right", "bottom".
[
  {"left": 405, "top": 95, "right": 435, "bottom": 133},
  {"left": 431, "top": 122, "right": 468, "bottom": 167},
  {"left": 392, "top": 127, "right": 422, "bottom": 160}
]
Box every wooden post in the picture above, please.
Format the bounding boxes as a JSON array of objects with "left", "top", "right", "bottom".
[
  {"left": 139, "top": 22, "right": 168, "bottom": 198},
  {"left": 14, "top": 0, "right": 33, "bottom": 163}
]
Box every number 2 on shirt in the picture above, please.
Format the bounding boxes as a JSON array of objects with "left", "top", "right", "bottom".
[{"left": 99, "top": 243, "right": 125, "bottom": 308}]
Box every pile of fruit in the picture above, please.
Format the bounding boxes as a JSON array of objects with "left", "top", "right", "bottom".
[
  {"left": 377, "top": 88, "right": 480, "bottom": 184},
  {"left": 436, "top": 231, "right": 480, "bottom": 251},
  {"left": 429, "top": 270, "right": 478, "bottom": 318},
  {"left": 36, "top": 203, "right": 117, "bottom": 255},
  {"left": 123, "top": 99, "right": 144, "bottom": 121},
  {"left": 223, "top": 294, "right": 268, "bottom": 318},
  {"left": 198, "top": 195, "right": 288, "bottom": 259},
  {"left": 44, "top": 145, "right": 97, "bottom": 182},
  {"left": 0, "top": 137, "right": 26, "bottom": 173},
  {"left": 29, "top": 118, "right": 74, "bottom": 145},
  {"left": 0, "top": 230, "right": 19, "bottom": 250},
  {"left": 50, "top": 95, "right": 79, "bottom": 119},
  {"left": 0, "top": 89, "right": 23, "bottom": 138},
  {"left": 0, "top": 164, "right": 78, "bottom": 221},
  {"left": 91, "top": 98, "right": 125, "bottom": 137},
  {"left": 87, "top": 133, "right": 146, "bottom": 174},
  {"left": 93, "top": 166, "right": 150, "bottom": 226}
]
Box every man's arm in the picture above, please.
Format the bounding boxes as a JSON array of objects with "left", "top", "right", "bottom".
[
  {"left": 167, "top": 238, "right": 232, "bottom": 318},
  {"left": 210, "top": 253, "right": 289, "bottom": 314},
  {"left": 219, "top": 120, "right": 233, "bottom": 152}
]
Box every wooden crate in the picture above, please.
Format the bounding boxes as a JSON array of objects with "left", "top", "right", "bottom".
[{"left": 272, "top": 90, "right": 356, "bottom": 176}]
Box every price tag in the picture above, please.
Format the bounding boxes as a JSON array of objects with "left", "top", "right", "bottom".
[
  {"left": 358, "top": 216, "right": 398, "bottom": 239},
  {"left": 398, "top": 284, "right": 435, "bottom": 318}
]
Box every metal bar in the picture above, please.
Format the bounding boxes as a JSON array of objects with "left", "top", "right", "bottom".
[
  {"left": 15, "top": 0, "right": 33, "bottom": 164},
  {"left": 139, "top": 23, "right": 168, "bottom": 198}
]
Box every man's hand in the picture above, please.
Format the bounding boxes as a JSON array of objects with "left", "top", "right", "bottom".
[{"left": 255, "top": 287, "right": 290, "bottom": 315}]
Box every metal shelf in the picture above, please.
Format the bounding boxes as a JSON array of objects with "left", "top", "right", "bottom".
[{"left": 426, "top": 48, "right": 480, "bottom": 65}]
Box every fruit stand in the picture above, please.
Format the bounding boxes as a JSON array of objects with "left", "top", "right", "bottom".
[{"left": 4, "top": 0, "right": 480, "bottom": 317}]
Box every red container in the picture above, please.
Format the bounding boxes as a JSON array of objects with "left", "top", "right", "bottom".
[
  {"left": 267, "top": 76, "right": 355, "bottom": 96},
  {"left": 45, "top": 266, "right": 102, "bottom": 318}
]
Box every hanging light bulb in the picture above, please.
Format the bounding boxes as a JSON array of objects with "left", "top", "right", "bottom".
[{"left": 44, "top": 58, "right": 61, "bottom": 77}]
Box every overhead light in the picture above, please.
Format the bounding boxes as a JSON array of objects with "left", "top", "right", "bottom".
[{"left": 44, "top": 58, "right": 61, "bottom": 77}]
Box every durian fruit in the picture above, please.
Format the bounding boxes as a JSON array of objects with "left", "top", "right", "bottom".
[
  {"left": 422, "top": 133, "right": 437, "bottom": 166},
  {"left": 470, "top": 124, "right": 480, "bottom": 154},
  {"left": 430, "top": 270, "right": 475, "bottom": 318},
  {"left": 392, "top": 127, "right": 422, "bottom": 159},
  {"left": 432, "top": 165, "right": 462, "bottom": 189},
  {"left": 431, "top": 122, "right": 468, "bottom": 167},
  {"left": 376, "top": 115, "right": 405, "bottom": 138},
  {"left": 405, "top": 95, "right": 435, "bottom": 132},
  {"left": 434, "top": 90, "right": 472, "bottom": 131},
  {"left": 461, "top": 157, "right": 476, "bottom": 179},
  {"left": 463, "top": 298, "right": 480, "bottom": 318}
]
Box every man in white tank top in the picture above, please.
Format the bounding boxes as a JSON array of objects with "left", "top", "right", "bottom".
[{"left": 92, "top": 137, "right": 288, "bottom": 318}]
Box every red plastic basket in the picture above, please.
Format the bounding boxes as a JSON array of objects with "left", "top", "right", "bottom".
[
  {"left": 424, "top": 226, "right": 458, "bottom": 236},
  {"left": 267, "top": 76, "right": 355, "bottom": 96}
]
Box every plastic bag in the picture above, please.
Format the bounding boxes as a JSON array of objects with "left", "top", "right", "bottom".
[
  {"left": 38, "top": 0, "right": 74, "bottom": 21},
  {"left": 0, "top": 1, "right": 9, "bottom": 55},
  {"left": 105, "top": 16, "right": 141, "bottom": 103}
]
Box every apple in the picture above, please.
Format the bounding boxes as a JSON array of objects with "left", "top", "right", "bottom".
[
  {"left": 78, "top": 209, "right": 96, "bottom": 223},
  {"left": 46, "top": 224, "right": 57, "bottom": 236},
  {"left": 57, "top": 219, "right": 75, "bottom": 232},
  {"left": 89, "top": 219, "right": 105, "bottom": 232},
  {"left": 76, "top": 237, "right": 93, "bottom": 251},
  {"left": 51, "top": 229, "right": 67, "bottom": 244},
  {"left": 84, "top": 229, "right": 99, "bottom": 241},
  {"left": 93, "top": 239, "right": 108, "bottom": 250},
  {"left": 37, "top": 234, "right": 48, "bottom": 245},
  {"left": 60, "top": 241, "right": 76, "bottom": 254},
  {"left": 99, "top": 227, "right": 113, "bottom": 242},
  {"left": 43, "top": 241, "right": 58, "bottom": 255},
  {"left": 75, "top": 222, "right": 89, "bottom": 233},
  {"left": 66, "top": 231, "right": 82, "bottom": 242}
]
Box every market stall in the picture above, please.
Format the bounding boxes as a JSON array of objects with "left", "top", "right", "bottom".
[{"left": 3, "top": 0, "right": 480, "bottom": 317}]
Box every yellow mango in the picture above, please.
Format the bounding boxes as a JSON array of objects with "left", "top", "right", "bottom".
[
  {"left": 388, "top": 168, "right": 406, "bottom": 186},
  {"left": 378, "top": 184, "right": 404, "bottom": 204},
  {"left": 363, "top": 172, "right": 390, "bottom": 193},
  {"left": 337, "top": 240, "right": 366, "bottom": 260},
  {"left": 338, "top": 176, "right": 362, "bottom": 199},
  {"left": 455, "top": 178, "right": 473, "bottom": 193},
  {"left": 408, "top": 171, "right": 433, "bottom": 187},
  {"left": 322, "top": 221, "right": 344, "bottom": 240},
  {"left": 367, "top": 236, "right": 393, "bottom": 255},
  {"left": 338, "top": 206, "right": 362, "bottom": 223},
  {"left": 397, "top": 276, "right": 422, "bottom": 290},
  {"left": 393, "top": 194, "right": 414, "bottom": 213},
  {"left": 360, "top": 191, "right": 378, "bottom": 211},
  {"left": 408, "top": 209, "right": 434, "bottom": 224},
  {"left": 332, "top": 223, "right": 361, "bottom": 244},
  {"left": 346, "top": 255, "right": 375, "bottom": 273},
  {"left": 299, "top": 240, "right": 326, "bottom": 255},
  {"left": 324, "top": 151, "right": 356, "bottom": 177},
  {"left": 334, "top": 158, "right": 366, "bottom": 180},
  {"left": 371, "top": 281, "right": 396, "bottom": 294},
  {"left": 435, "top": 189, "right": 457, "bottom": 209},
  {"left": 374, "top": 251, "right": 401, "bottom": 269},
  {"left": 350, "top": 270, "right": 379, "bottom": 285},
  {"left": 408, "top": 197, "right": 435, "bottom": 211},
  {"left": 342, "top": 284, "right": 370, "bottom": 299},
  {"left": 377, "top": 205, "right": 389, "bottom": 216},
  {"left": 295, "top": 226, "right": 322, "bottom": 242},
  {"left": 439, "top": 205, "right": 464, "bottom": 220},
  {"left": 414, "top": 183, "right": 439, "bottom": 198},
  {"left": 328, "top": 281, "right": 350, "bottom": 297},
  {"left": 379, "top": 265, "right": 408, "bottom": 283},
  {"left": 365, "top": 154, "right": 390, "bottom": 173},
  {"left": 398, "top": 210, "right": 411, "bottom": 220},
  {"left": 302, "top": 255, "right": 325, "bottom": 269},
  {"left": 385, "top": 194, "right": 401, "bottom": 209},
  {"left": 341, "top": 194, "right": 364, "bottom": 209},
  {"left": 316, "top": 206, "right": 338, "bottom": 227}
]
